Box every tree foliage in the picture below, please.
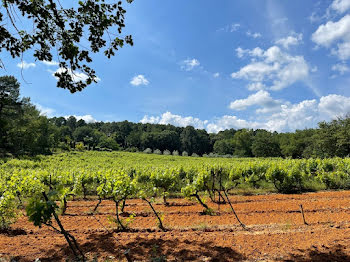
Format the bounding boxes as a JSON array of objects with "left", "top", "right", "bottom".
[
  {"left": 0, "top": 0, "right": 133, "bottom": 92},
  {"left": 0, "top": 76, "right": 53, "bottom": 155},
  {"left": 213, "top": 139, "right": 234, "bottom": 155},
  {"left": 252, "top": 130, "right": 281, "bottom": 157}
]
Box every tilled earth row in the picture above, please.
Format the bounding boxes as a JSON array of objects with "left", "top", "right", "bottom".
[{"left": 1, "top": 191, "right": 350, "bottom": 261}]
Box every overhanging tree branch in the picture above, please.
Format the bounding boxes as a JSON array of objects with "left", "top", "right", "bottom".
[{"left": 0, "top": 0, "right": 134, "bottom": 93}]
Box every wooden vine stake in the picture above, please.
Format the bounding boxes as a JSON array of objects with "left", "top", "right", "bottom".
[{"left": 300, "top": 204, "right": 308, "bottom": 225}]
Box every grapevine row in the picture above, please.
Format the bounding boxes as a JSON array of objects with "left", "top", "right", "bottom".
[{"left": 1, "top": 152, "right": 350, "bottom": 259}]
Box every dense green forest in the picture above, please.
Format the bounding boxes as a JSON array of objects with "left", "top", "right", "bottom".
[{"left": 1, "top": 75, "right": 349, "bottom": 158}]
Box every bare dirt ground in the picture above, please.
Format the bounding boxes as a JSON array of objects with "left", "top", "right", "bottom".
[{"left": 2, "top": 191, "right": 350, "bottom": 261}]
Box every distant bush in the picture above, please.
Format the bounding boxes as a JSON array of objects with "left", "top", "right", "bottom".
[
  {"left": 58, "top": 142, "right": 70, "bottom": 151},
  {"left": 202, "top": 154, "right": 209, "bottom": 157},
  {"left": 172, "top": 150, "right": 179, "bottom": 156},
  {"left": 208, "top": 153, "right": 218, "bottom": 158},
  {"left": 191, "top": 153, "right": 199, "bottom": 157},
  {"left": 163, "top": 150, "right": 171, "bottom": 155},
  {"left": 154, "top": 149, "right": 162, "bottom": 155},
  {"left": 125, "top": 147, "right": 138, "bottom": 152},
  {"left": 75, "top": 142, "right": 85, "bottom": 151},
  {"left": 182, "top": 151, "right": 188, "bottom": 157},
  {"left": 143, "top": 148, "right": 152, "bottom": 154}
]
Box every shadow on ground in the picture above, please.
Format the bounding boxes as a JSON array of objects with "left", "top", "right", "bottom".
[
  {"left": 11, "top": 233, "right": 350, "bottom": 262},
  {"left": 285, "top": 244, "right": 350, "bottom": 262},
  {"left": 15, "top": 231, "right": 245, "bottom": 261},
  {"left": 121, "top": 236, "right": 245, "bottom": 261}
]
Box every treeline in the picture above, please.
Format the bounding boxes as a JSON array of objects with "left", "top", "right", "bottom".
[
  {"left": 0, "top": 76, "right": 54, "bottom": 156},
  {"left": 1, "top": 75, "right": 350, "bottom": 158}
]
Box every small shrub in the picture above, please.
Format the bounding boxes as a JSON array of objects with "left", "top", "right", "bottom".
[
  {"left": 75, "top": 142, "right": 85, "bottom": 151},
  {"left": 125, "top": 147, "right": 138, "bottom": 152},
  {"left": 208, "top": 153, "right": 216, "bottom": 158},
  {"left": 182, "top": 151, "right": 188, "bottom": 157},
  {"left": 143, "top": 148, "right": 152, "bottom": 154},
  {"left": 163, "top": 150, "right": 171, "bottom": 155},
  {"left": 172, "top": 150, "right": 179, "bottom": 156},
  {"left": 153, "top": 149, "right": 162, "bottom": 155},
  {"left": 191, "top": 153, "right": 199, "bottom": 157}
]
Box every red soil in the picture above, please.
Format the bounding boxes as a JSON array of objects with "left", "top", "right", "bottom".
[{"left": 2, "top": 191, "right": 350, "bottom": 261}]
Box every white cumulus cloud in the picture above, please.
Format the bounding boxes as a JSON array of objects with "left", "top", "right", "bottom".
[
  {"left": 246, "top": 31, "right": 262, "bottom": 38},
  {"left": 318, "top": 94, "right": 350, "bottom": 118},
  {"left": 232, "top": 45, "right": 310, "bottom": 91},
  {"left": 231, "top": 62, "right": 279, "bottom": 82},
  {"left": 332, "top": 42, "right": 350, "bottom": 60},
  {"left": 65, "top": 115, "right": 97, "bottom": 123},
  {"left": 246, "top": 82, "right": 267, "bottom": 91},
  {"left": 17, "top": 61, "right": 36, "bottom": 69},
  {"left": 264, "top": 100, "right": 319, "bottom": 132},
  {"left": 332, "top": 63, "right": 350, "bottom": 74},
  {"left": 236, "top": 47, "right": 264, "bottom": 58},
  {"left": 312, "top": 14, "right": 350, "bottom": 60},
  {"left": 41, "top": 60, "right": 59, "bottom": 66},
  {"left": 35, "top": 103, "right": 55, "bottom": 117},
  {"left": 330, "top": 0, "right": 350, "bottom": 14},
  {"left": 206, "top": 116, "right": 261, "bottom": 133},
  {"left": 229, "top": 90, "right": 282, "bottom": 113},
  {"left": 312, "top": 15, "right": 350, "bottom": 47},
  {"left": 140, "top": 112, "right": 206, "bottom": 129},
  {"left": 275, "top": 33, "right": 303, "bottom": 49},
  {"left": 181, "top": 58, "right": 200, "bottom": 71},
  {"left": 139, "top": 94, "right": 350, "bottom": 133},
  {"left": 130, "top": 75, "right": 149, "bottom": 86}
]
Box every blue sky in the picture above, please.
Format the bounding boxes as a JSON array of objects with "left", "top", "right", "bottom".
[{"left": 4, "top": 0, "right": 350, "bottom": 133}]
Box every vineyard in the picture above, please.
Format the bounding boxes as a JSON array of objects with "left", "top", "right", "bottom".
[{"left": 2, "top": 152, "right": 350, "bottom": 261}]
